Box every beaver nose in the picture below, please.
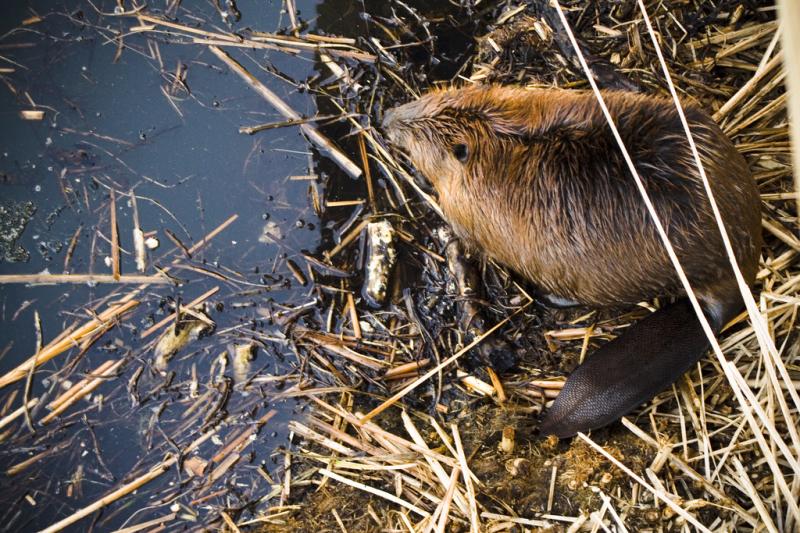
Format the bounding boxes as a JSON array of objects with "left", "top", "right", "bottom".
[{"left": 382, "top": 108, "right": 397, "bottom": 131}]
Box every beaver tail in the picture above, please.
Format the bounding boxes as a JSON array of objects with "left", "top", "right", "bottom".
[{"left": 539, "top": 298, "right": 734, "bottom": 438}]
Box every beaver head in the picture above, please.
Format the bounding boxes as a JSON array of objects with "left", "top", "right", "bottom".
[{"left": 382, "top": 85, "right": 560, "bottom": 198}]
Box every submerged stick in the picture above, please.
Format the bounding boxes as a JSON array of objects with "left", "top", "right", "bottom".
[
  {"left": 0, "top": 300, "right": 139, "bottom": 390},
  {"left": 39, "top": 426, "right": 219, "bottom": 533},
  {"left": 207, "top": 46, "right": 362, "bottom": 179},
  {"left": 41, "top": 359, "right": 125, "bottom": 424},
  {"left": 47, "top": 360, "right": 116, "bottom": 412},
  {"left": 186, "top": 214, "right": 238, "bottom": 256},
  {"left": 23, "top": 311, "right": 42, "bottom": 433},
  {"left": 38, "top": 462, "right": 171, "bottom": 533}
]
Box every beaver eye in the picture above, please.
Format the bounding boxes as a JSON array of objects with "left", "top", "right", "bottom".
[{"left": 452, "top": 143, "right": 468, "bottom": 163}]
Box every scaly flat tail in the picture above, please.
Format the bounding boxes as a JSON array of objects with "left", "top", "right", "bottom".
[{"left": 539, "top": 298, "right": 724, "bottom": 438}]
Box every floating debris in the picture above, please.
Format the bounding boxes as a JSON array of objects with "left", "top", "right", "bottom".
[
  {"left": 153, "top": 313, "right": 214, "bottom": 371},
  {"left": 258, "top": 220, "right": 283, "bottom": 243},
  {"left": 133, "top": 228, "right": 146, "bottom": 272},
  {"left": 0, "top": 200, "right": 36, "bottom": 263},
  {"left": 362, "top": 220, "right": 397, "bottom": 308},
  {"left": 232, "top": 342, "right": 257, "bottom": 382},
  {"left": 19, "top": 110, "right": 45, "bottom": 121}
]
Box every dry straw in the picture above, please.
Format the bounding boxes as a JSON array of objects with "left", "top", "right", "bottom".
[{"left": 2, "top": 2, "right": 796, "bottom": 531}]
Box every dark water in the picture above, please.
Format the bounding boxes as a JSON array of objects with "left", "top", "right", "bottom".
[
  {"left": 0, "top": 1, "right": 336, "bottom": 530},
  {"left": 0, "top": 0, "right": 486, "bottom": 530}
]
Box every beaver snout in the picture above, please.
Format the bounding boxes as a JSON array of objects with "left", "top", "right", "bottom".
[
  {"left": 382, "top": 108, "right": 397, "bottom": 130},
  {"left": 383, "top": 108, "right": 412, "bottom": 150},
  {"left": 381, "top": 108, "right": 404, "bottom": 145},
  {"left": 382, "top": 100, "right": 422, "bottom": 143}
]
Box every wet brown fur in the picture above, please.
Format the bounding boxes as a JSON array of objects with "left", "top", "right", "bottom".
[{"left": 383, "top": 85, "right": 761, "bottom": 315}]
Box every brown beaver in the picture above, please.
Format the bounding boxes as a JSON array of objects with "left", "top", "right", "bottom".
[{"left": 382, "top": 85, "right": 761, "bottom": 438}]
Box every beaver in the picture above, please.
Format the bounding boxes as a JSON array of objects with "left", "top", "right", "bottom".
[{"left": 382, "top": 85, "right": 761, "bottom": 438}]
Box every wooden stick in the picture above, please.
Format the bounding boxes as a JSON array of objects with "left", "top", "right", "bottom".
[
  {"left": 486, "top": 367, "right": 506, "bottom": 403},
  {"left": 41, "top": 359, "right": 125, "bottom": 424},
  {"left": 130, "top": 190, "right": 146, "bottom": 273},
  {"left": 39, "top": 427, "right": 218, "bottom": 533},
  {"left": 110, "top": 512, "right": 178, "bottom": 533},
  {"left": 134, "top": 14, "right": 241, "bottom": 42},
  {"left": 478, "top": 513, "right": 551, "bottom": 528},
  {"left": 346, "top": 292, "right": 362, "bottom": 339},
  {"left": 289, "top": 421, "right": 355, "bottom": 456},
  {"left": 186, "top": 214, "right": 238, "bottom": 256},
  {"left": 0, "top": 274, "right": 170, "bottom": 285},
  {"left": 110, "top": 189, "right": 120, "bottom": 280},
  {"left": 285, "top": 0, "right": 299, "bottom": 35},
  {"left": 358, "top": 133, "right": 375, "bottom": 210},
  {"left": 190, "top": 38, "right": 294, "bottom": 53},
  {"left": 7, "top": 443, "right": 68, "bottom": 476},
  {"left": 0, "top": 300, "right": 138, "bottom": 390},
  {"left": 360, "top": 302, "right": 531, "bottom": 423},
  {"left": 0, "top": 398, "right": 38, "bottom": 431},
  {"left": 384, "top": 359, "right": 430, "bottom": 379},
  {"left": 732, "top": 458, "right": 779, "bottom": 533},
  {"left": 20, "top": 110, "right": 44, "bottom": 120},
  {"left": 528, "top": 380, "right": 565, "bottom": 390},
  {"left": 63, "top": 224, "right": 82, "bottom": 273},
  {"left": 762, "top": 218, "right": 800, "bottom": 252},
  {"left": 140, "top": 286, "right": 220, "bottom": 339},
  {"left": 23, "top": 311, "right": 42, "bottom": 432},
  {"left": 299, "top": 332, "right": 386, "bottom": 370},
  {"left": 220, "top": 511, "right": 242, "bottom": 533},
  {"left": 47, "top": 360, "right": 116, "bottom": 412},
  {"left": 207, "top": 46, "right": 362, "bottom": 179},
  {"left": 325, "top": 219, "right": 369, "bottom": 259}
]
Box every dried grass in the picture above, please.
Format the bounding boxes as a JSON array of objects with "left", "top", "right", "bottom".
[
  {"left": 1, "top": 1, "right": 796, "bottom": 531},
  {"left": 269, "top": 1, "right": 799, "bottom": 531}
]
